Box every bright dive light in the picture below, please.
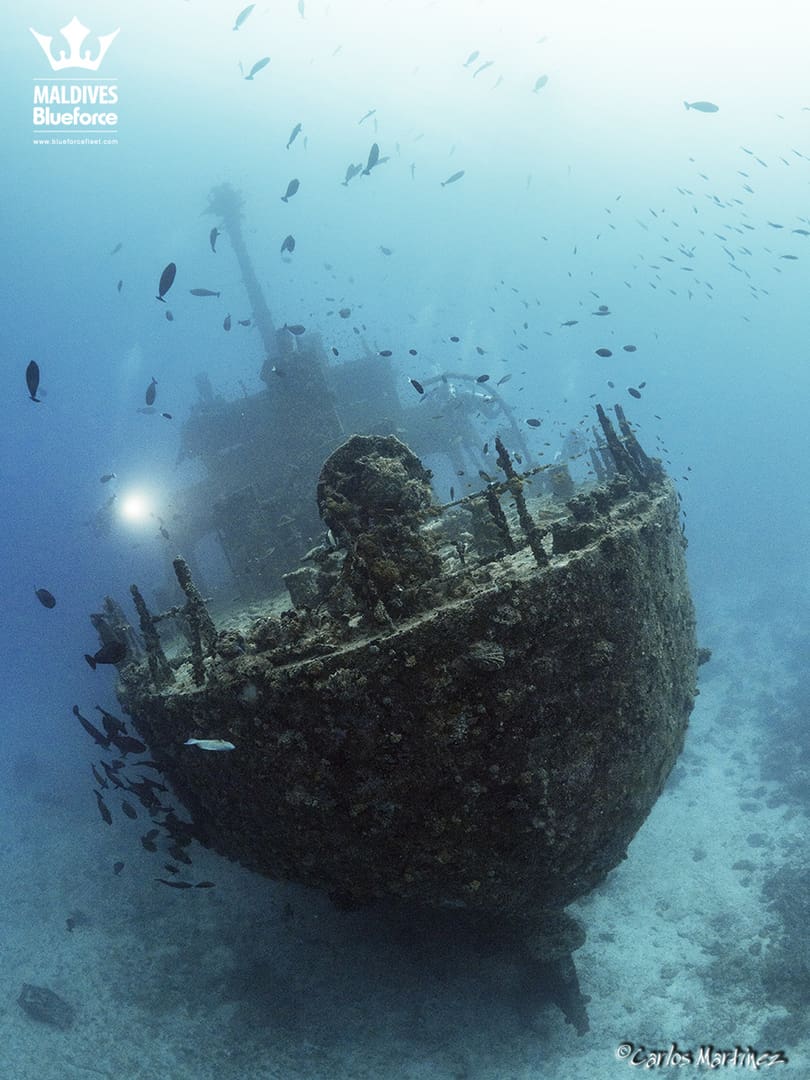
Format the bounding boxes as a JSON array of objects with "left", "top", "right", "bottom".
[{"left": 119, "top": 491, "right": 152, "bottom": 524}]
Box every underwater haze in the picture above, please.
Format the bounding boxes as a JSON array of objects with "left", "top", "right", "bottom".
[{"left": 1, "top": 0, "right": 809, "bottom": 1077}]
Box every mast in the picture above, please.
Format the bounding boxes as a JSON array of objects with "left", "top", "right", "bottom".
[{"left": 206, "top": 182, "right": 290, "bottom": 363}]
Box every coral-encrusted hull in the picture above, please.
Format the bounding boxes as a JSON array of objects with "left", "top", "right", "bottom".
[{"left": 119, "top": 479, "right": 696, "bottom": 921}]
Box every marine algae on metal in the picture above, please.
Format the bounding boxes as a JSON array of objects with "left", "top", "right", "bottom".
[{"left": 98, "top": 406, "right": 699, "bottom": 1035}]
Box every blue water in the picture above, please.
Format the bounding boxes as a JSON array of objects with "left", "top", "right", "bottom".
[{"left": 2, "top": 2, "right": 808, "bottom": 1077}]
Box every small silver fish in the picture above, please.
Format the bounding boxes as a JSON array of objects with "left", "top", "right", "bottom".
[
  {"left": 184, "top": 738, "right": 236, "bottom": 751},
  {"left": 245, "top": 56, "right": 270, "bottom": 81},
  {"left": 286, "top": 122, "right": 302, "bottom": 149},
  {"left": 441, "top": 170, "right": 465, "bottom": 187},
  {"left": 233, "top": 4, "right": 255, "bottom": 31},
  {"left": 684, "top": 100, "right": 719, "bottom": 113}
]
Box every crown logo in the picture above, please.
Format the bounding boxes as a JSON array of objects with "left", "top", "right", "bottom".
[{"left": 30, "top": 15, "right": 120, "bottom": 72}]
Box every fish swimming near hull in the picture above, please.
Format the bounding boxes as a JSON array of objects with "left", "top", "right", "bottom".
[
  {"left": 362, "top": 142, "right": 380, "bottom": 175},
  {"left": 84, "top": 640, "right": 127, "bottom": 670},
  {"left": 184, "top": 738, "right": 236, "bottom": 751},
  {"left": 441, "top": 170, "right": 465, "bottom": 187},
  {"left": 25, "top": 361, "right": 41, "bottom": 402},
  {"left": 281, "top": 178, "right": 300, "bottom": 202},
  {"left": 684, "top": 100, "right": 719, "bottom": 112},
  {"left": 156, "top": 262, "right": 176, "bottom": 302},
  {"left": 233, "top": 4, "right": 255, "bottom": 30},
  {"left": 245, "top": 57, "right": 270, "bottom": 80}
]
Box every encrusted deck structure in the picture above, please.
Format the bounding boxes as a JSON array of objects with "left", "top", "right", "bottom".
[{"left": 95, "top": 406, "right": 700, "bottom": 1034}]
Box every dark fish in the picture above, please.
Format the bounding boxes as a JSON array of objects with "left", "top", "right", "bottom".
[
  {"left": 111, "top": 732, "right": 147, "bottom": 756},
  {"left": 379, "top": 246, "right": 392, "bottom": 255},
  {"left": 533, "top": 74, "right": 549, "bottom": 92},
  {"left": 120, "top": 800, "right": 138, "bottom": 820},
  {"left": 363, "top": 142, "right": 380, "bottom": 175},
  {"left": 99, "top": 473, "right": 116, "bottom": 483},
  {"left": 338, "top": 307, "right": 351, "bottom": 318},
  {"left": 168, "top": 844, "right": 192, "bottom": 865},
  {"left": 238, "top": 318, "right": 251, "bottom": 326},
  {"left": 141, "top": 834, "right": 158, "bottom": 853},
  {"left": 378, "top": 349, "right": 393, "bottom": 357},
  {"left": 622, "top": 344, "right": 637, "bottom": 352},
  {"left": 482, "top": 442, "right": 489, "bottom": 454},
  {"left": 408, "top": 348, "right": 417, "bottom": 356},
  {"left": 593, "top": 305, "right": 610, "bottom": 315},
  {"left": 410, "top": 378, "right": 425, "bottom": 394},
  {"left": 595, "top": 348, "right": 612, "bottom": 357},
  {"left": 91, "top": 764, "right": 107, "bottom": 789},
  {"left": 476, "top": 374, "right": 490, "bottom": 383},
  {"left": 95, "top": 705, "right": 126, "bottom": 740},
  {"left": 281, "top": 234, "right": 295, "bottom": 254},
  {"left": 195, "top": 881, "right": 216, "bottom": 889},
  {"left": 189, "top": 288, "right": 220, "bottom": 297},
  {"left": 342, "top": 162, "right": 363, "bottom": 185},
  {"left": 73, "top": 705, "right": 110, "bottom": 748},
  {"left": 209, "top": 227, "right": 220, "bottom": 252},
  {"left": 496, "top": 373, "right": 512, "bottom": 386},
  {"left": 165, "top": 310, "right": 174, "bottom": 322},
  {"left": 792, "top": 228, "right": 810, "bottom": 236},
  {"left": 449, "top": 335, "right": 460, "bottom": 342},
  {"left": 476, "top": 346, "right": 485, "bottom": 355},
  {"left": 84, "top": 640, "right": 127, "bottom": 670},
  {"left": 479, "top": 470, "right": 493, "bottom": 483},
  {"left": 285, "top": 323, "right": 306, "bottom": 335},
  {"left": 560, "top": 320, "right": 578, "bottom": 327},
  {"left": 628, "top": 387, "right": 642, "bottom": 399},
  {"left": 684, "top": 100, "right": 719, "bottom": 113},
  {"left": 156, "top": 879, "right": 194, "bottom": 889},
  {"left": 145, "top": 377, "right": 157, "bottom": 406},
  {"left": 25, "top": 360, "right": 41, "bottom": 402},
  {"left": 286, "top": 122, "right": 302, "bottom": 149},
  {"left": 164, "top": 863, "right": 180, "bottom": 874},
  {"left": 110, "top": 242, "right": 123, "bottom": 255},
  {"left": 526, "top": 418, "right": 541, "bottom": 427},
  {"left": 245, "top": 57, "right": 270, "bottom": 81},
  {"left": 441, "top": 170, "right": 465, "bottom": 187},
  {"left": 223, "top": 313, "right": 231, "bottom": 331},
  {"left": 113, "top": 861, "right": 124, "bottom": 875},
  {"left": 156, "top": 262, "right": 176, "bottom": 302},
  {"left": 94, "top": 789, "right": 112, "bottom": 826},
  {"left": 34, "top": 588, "right": 56, "bottom": 609},
  {"left": 281, "top": 179, "right": 300, "bottom": 202},
  {"left": 463, "top": 50, "right": 480, "bottom": 67},
  {"left": 162, "top": 412, "right": 172, "bottom": 420},
  {"left": 331, "top": 347, "right": 339, "bottom": 356},
  {"left": 233, "top": 3, "right": 255, "bottom": 31},
  {"left": 117, "top": 279, "right": 123, "bottom": 293},
  {"left": 102, "top": 761, "right": 125, "bottom": 789}
]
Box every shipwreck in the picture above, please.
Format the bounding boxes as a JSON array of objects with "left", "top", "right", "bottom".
[{"left": 86, "top": 185, "right": 701, "bottom": 1035}]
